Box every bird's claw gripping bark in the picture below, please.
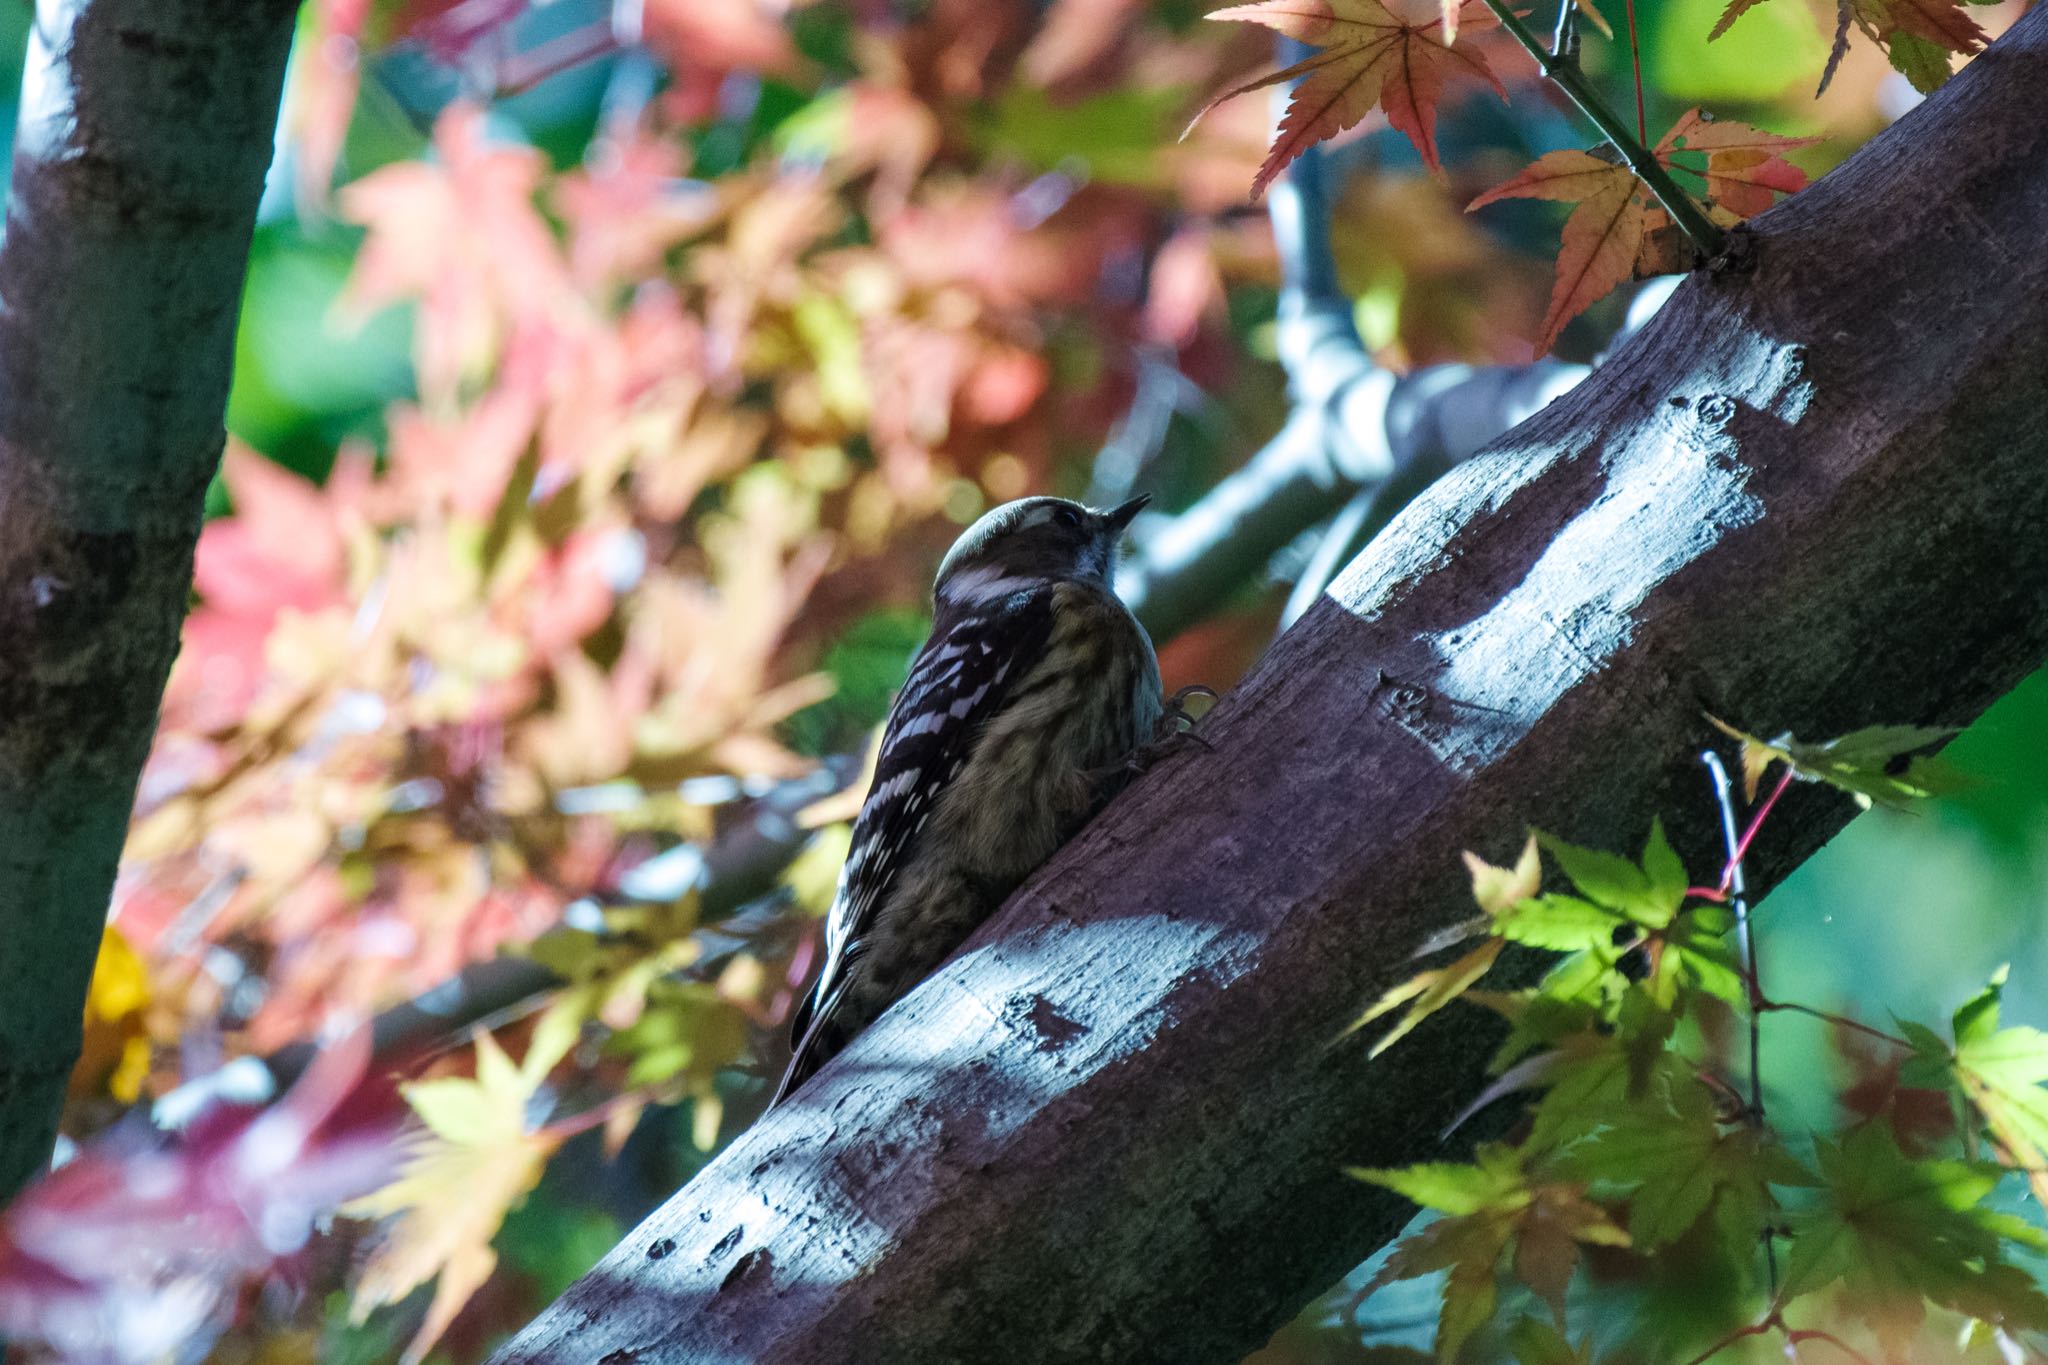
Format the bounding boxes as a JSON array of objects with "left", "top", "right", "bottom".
[
  {"left": 1161, "top": 683, "right": 1217, "bottom": 745},
  {"left": 1127, "top": 684, "right": 1218, "bottom": 773}
]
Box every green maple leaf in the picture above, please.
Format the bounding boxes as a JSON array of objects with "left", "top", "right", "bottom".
[
  {"left": 1538, "top": 821, "right": 1687, "bottom": 930},
  {"left": 1708, "top": 717, "right": 1959, "bottom": 809},
  {"left": 1493, "top": 894, "right": 1633, "bottom": 953},
  {"left": 1352, "top": 1147, "right": 1526, "bottom": 1215},
  {"left": 1507, "top": 1317, "right": 1595, "bottom": 1365},
  {"left": 1645, "top": 911, "right": 1747, "bottom": 1010},
  {"left": 1556, "top": 1076, "right": 1812, "bottom": 1252},
  {"left": 1885, "top": 29, "right": 1955, "bottom": 91},
  {"left": 1467, "top": 989, "right": 1603, "bottom": 1073},
  {"left": 1781, "top": 1125, "right": 2048, "bottom": 1348},
  {"left": 1370, "top": 1210, "right": 1515, "bottom": 1360},
  {"left": 1923, "top": 968, "right": 2048, "bottom": 1208},
  {"left": 1527, "top": 1034, "right": 1698, "bottom": 1152},
  {"left": 1357, "top": 1145, "right": 1627, "bottom": 1358}
]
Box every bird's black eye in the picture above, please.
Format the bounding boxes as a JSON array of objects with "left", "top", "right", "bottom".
[{"left": 1051, "top": 504, "right": 1083, "bottom": 529}]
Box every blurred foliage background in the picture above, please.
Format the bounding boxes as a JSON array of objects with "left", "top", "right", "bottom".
[{"left": 0, "top": 0, "right": 2037, "bottom": 1360}]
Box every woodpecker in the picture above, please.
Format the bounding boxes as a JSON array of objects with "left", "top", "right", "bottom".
[{"left": 772, "top": 495, "right": 1162, "bottom": 1105}]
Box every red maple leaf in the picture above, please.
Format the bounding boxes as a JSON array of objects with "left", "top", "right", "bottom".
[
  {"left": 1197, "top": 0, "right": 1509, "bottom": 196},
  {"left": 0, "top": 1028, "right": 403, "bottom": 1363}
]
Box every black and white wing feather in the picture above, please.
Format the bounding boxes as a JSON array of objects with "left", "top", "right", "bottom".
[{"left": 778, "top": 588, "right": 1053, "bottom": 1097}]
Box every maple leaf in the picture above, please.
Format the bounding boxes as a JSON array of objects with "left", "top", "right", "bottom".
[
  {"left": 1471, "top": 110, "right": 1811, "bottom": 353},
  {"left": 1834, "top": 1016, "right": 1958, "bottom": 1155},
  {"left": 1, "top": 1027, "right": 402, "bottom": 1363},
  {"left": 1467, "top": 833, "right": 1544, "bottom": 917},
  {"left": 1655, "top": 111, "right": 1819, "bottom": 219},
  {"left": 339, "top": 103, "right": 576, "bottom": 406},
  {"left": 1508, "top": 1318, "right": 1596, "bottom": 1365},
  {"left": 1356, "top": 1145, "right": 1628, "bottom": 1356},
  {"left": 1198, "top": 0, "right": 1509, "bottom": 195},
  {"left": 1781, "top": 1125, "right": 2048, "bottom": 1348},
  {"left": 1706, "top": 716, "right": 1960, "bottom": 807},
  {"left": 1343, "top": 836, "right": 1540, "bottom": 1055},
  {"left": 1867, "top": 0, "right": 1987, "bottom": 55},
  {"left": 1524, "top": 1035, "right": 1701, "bottom": 1152},
  {"left": 641, "top": 0, "right": 806, "bottom": 96},
  {"left": 1349, "top": 939, "right": 1505, "bottom": 1057},
  {"left": 1541, "top": 821, "right": 1687, "bottom": 931},
  {"left": 1715, "top": 0, "right": 1983, "bottom": 93},
  {"left": 1469, "top": 151, "right": 1646, "bottom": 355},
  {"left": 1901, "top": 967, "right": 2048, "bottom": 1209},
  {"left": 1480, "top": 822, "right": 1698, "bottom": 964},
  {"left": 1554, "top": 1073, "right": 1813, "bottom": 1252},
  {"left": 344, "top": 1021, "right": 579, "bottom": 1363}
]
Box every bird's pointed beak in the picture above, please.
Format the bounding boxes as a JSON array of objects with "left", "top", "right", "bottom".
[{"left": 1099, "top": 494, "right": 1150, "bottom": 535}]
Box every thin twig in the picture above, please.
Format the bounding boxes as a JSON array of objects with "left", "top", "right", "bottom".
[
  {"left": 1671, "top": 1309, "right": 1875, "bottom": 1365},
  {"left": 1758, "top": 999, "right": 1911, "bottom": 1050},
  {"left": 1477, "top": 0, "right": 1727, "bottom": 257},
  {"left": 1681, "top": 1313, "right": 1880, "bottom": 1365},
  {"left": 1703, "top": 748, "right": 1775, "bottom": 1294},
  {"left": 1624, "top": 0, "right": 1646, "bottom": 145},
  {"left": 1680, "top": 1316, "right": 1775, "bottom": 1365},
  {"left": 1785, "top": 1327, "right": 1880, "bottom": 1363},
  {"left": 1724, "top": 766, "right": 1796, "bottom": 890}
]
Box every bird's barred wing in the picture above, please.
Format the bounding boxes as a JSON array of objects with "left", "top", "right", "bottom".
[{"left": 787, "top": 588, "right": 1054, "bottom": 1052}]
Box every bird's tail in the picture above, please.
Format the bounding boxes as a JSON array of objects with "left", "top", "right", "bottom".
[{"left": 767, "top": 1009, "right": 844, "bottom": 1109}]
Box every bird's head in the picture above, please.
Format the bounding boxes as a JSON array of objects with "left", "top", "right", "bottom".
[{"left": 933, "top": 495, "right": 1149, "bottom": 608}]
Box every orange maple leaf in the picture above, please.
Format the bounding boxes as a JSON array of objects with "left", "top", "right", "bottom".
[
  {"left": 1655, "top": 111, "right": 1818, "bottom": 220},
  {"left": 1198, "top": 0, "right": 1509, "bottom": 196},
  {"left": 1471, "top": 151, "right": 1646, "bottom": 356},
  {"left": 1471, "top": 110, "right": 1813, "bottom": 354}
]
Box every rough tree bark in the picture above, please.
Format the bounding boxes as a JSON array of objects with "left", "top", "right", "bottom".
[
  {"left": 0, "top": 0, "right": 297, "bottom": 1199},
  {"left": 495, "top": 14, "right": 2048, "bottom": 1365}
]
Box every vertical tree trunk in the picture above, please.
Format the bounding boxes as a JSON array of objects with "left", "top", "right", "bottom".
[{"left": 0, "top": 0, "right": 297, "bottom": 1200}]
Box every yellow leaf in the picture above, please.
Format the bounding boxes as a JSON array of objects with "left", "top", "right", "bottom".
[
  {"left": 1349, "top": 939, "right": 1505, "bottom": 1057},
  {"left": 521, "top": 991, "right": 590, "bottom": 1084},
  {"left": 72, "top": 925, "right": 153, "bottom": 1104},
  {"left": 344, "top": 1031, "right": 563, "bottom": 1363},
  {"left": 1465, "top": 835, "right": 1542, "bottom": 917}
]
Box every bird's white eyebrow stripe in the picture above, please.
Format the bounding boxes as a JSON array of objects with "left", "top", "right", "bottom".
[{"left": 939, "top": 566, "right": 1043, "bottom": 606}]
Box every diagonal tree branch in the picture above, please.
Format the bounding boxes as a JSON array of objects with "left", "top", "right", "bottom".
[
  {"left": 0, "top": 0, "right": 299, "bottom": 1201},
  {"left": 491, "top": 13, "right": 2048, "bottom": 1363}
]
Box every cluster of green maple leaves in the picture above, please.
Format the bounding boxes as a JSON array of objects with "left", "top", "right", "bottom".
[{"left": 1348, "top": 725, "right": 2048, "bottom": 1361}]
